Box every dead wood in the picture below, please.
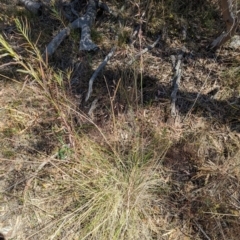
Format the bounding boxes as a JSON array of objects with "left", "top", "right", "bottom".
[
  {"left": 19, "top": 0, "right": 43, "bottom": 15},
  {"left": 43, "top": 0, "right": 101, "bottom": 58},
  {"left": 77, "top": 0, "right": 99, "bottom": 51},
  {"left": 88, "top": 98, "right": 98, "bottom": 119},
  {"left": 98, "top": 2, "right": 111, "bottom": 14},
  {"left": 127, "top": 35, "right": 161, "bottom": 65},
  {"left": 85, "top": 46, "right": 116, "bottom": 101},
  {"left": 43, "top": 27, "right": 71, "bottom": 59},
  {"left": 63, "top": 0, "right": 80, "bottom": 20},
  {"left": 170, "top": 51, "right": 184, "bottom": 117},
  {"left": 210, "top": 0, "right": 240, "bottom": 48},
  {"left": 193, "top": 220, "right": 211, "bottom": 240}
]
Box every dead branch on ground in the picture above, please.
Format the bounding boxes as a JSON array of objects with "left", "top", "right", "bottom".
[
  {"left": 85, "top": 46, "right": 116, "bottom": 102},
  {"left": 210, "top": 0, "right": 240, "bottom": 48},
  {"left": 19, "top": 0, "right": 43, "bottom": 15},
  {"left": 43, "top": 27, "right": 71, "bottom": 59},
  {"left": 88, "top": 98, "right": 98, "bottom": 119},
  {"left": 127, "top": 35, "right": 161, "bottom": 65},
  {"left": 71, "top": 0, "right": 99, "bottom": 51},
  {"left": 44, "top": 0, "right": 111, "bottom": 58},
  {"left": 170, "top": 53, "right": 183, "bottom": 117}
]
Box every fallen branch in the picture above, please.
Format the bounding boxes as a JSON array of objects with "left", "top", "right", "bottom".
[
  {"left": 210, "top": 0, "right": 240, "bottom": 48},
  {"left": 19, "top": 0, "right": 43, "bottom": 15},
  {"left": 98, "top": 2, "right": 112, "bottom": 14},
  {"left": 63, "top": 0, "right": 79, "bottom": 22},
  {"left": 127, "top": 35, "right": 161, "bottom": 65},
  {"left": 170, "top": 52, "right": 183, "bottom": 117},
  {"left": 193, "top": 220, "right": 211, "bottom": 240},
  {"left": 78, "top": 0, "right": 99, "bottom": 51},
  {"left": 88, "top": 98, "right": 98, "bottom": 119},
  {"left": 43, "top": 0, "right": 102, "bottom": 57},
  {"left": 43, "top": 27, "right": 71, "bottom": 59},
  {"left": 85, "top": 46, "right": 116, "bottom": 101}
]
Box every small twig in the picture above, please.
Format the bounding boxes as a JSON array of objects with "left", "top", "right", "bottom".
[
  {"left": 85, "top": 46, "right": 116, "bottom": 101},
  {"left": 193, "top": 220, "right": 211, "bottom": 240},
  {"left": 171, "top": 70, "right": 182, "bottom": 117},
  {"left": 175, "top": 54, "right": 183, "bottom": 72},
  {"left": 70, "top": 61, "right": 82, "bottom": 86},
  {"left": 127, "top": 35, "right": 161, "bottom": 65},
  {"left": 170, "top": 53, "right": 183, "bottom": 117},
  {"left": 0, "top": 61, "right": 20, "bottom": 69},
  {"left": 88, "top": 98, "right": 98, "bottom": 119},
  {"left": 170, "top": 55, "right": 176, "bottom": 68},
  {"left": 170, "top": 21, "right": 187, "bottom": 117}
]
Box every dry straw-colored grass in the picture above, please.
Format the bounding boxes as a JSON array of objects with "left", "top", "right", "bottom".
[{"left": 1, "top": 0, "right": 240, "bottom": 239}]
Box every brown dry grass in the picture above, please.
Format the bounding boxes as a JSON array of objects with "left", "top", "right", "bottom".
[{"left": 0, "top": 0, "right": 240, "bottom": 239}]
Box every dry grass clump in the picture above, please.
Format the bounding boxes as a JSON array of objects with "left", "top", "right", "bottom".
[
  {"left": 163, "top": 128, "right": 240, "bottom": 239},
  {"left": 21, "top": 126, "right": 170, "bottom": 239},
  {"left": 0, "top": 17, "right": 170, "bottom": 239}
]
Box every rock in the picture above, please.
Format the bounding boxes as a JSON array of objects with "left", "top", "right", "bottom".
[{"left": 229, "top": 35, "right": 240, "bottom": 49}]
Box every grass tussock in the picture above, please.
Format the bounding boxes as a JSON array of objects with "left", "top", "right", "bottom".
[
  {"left": 23, "top": 130, "right": 170, "bottom": 239},
  {"left": 0, "top": 1, "right": 240, "bottom": 239},
  {"left": 0, "top": 17, "right": 170, "bottom": 239}
]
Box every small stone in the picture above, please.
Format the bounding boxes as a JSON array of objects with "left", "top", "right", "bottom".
[{"left": 229, "top": 35, "right": 240, "bottom": 49}]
